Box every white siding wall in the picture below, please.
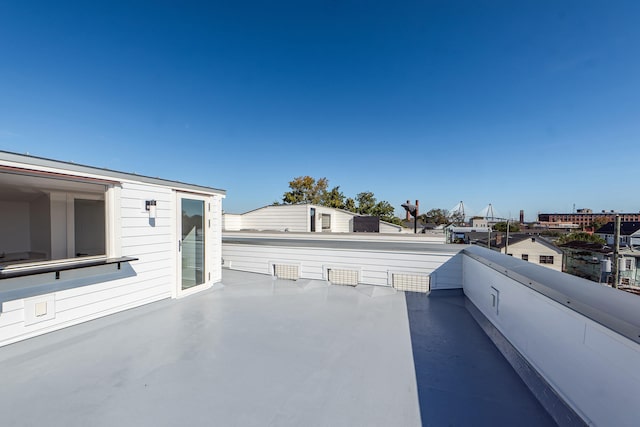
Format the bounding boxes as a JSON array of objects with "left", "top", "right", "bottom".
[
  {"left": 0, "top": 181, "right": 224, "bottom": 347},
  {"left": 222, "top": 213, "right": 242, "bottom": 231},
  {"left": 462, "top": 256, "right": 640, "bottom": 427},
  {"left": 313, "top": 206, "right": 353, "bottom": 232},
  {"left": 222, "top": 242, "right": 458, "bottom": 287},
  {"left": 379, "top": 222, "right": 402, "bottom": 233},
  {"left": 239, "top": 205, "right": 309, "bottom": 232},
  {"left": 503, "top": 239, "right": 563, "bottom": 271},
  {"left": 224, "top": 205, "right": 402, "bottom": 234}
]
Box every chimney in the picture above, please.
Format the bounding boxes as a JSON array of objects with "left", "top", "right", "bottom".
[
  {"left": 519, "top": 210, "right": 524, "bottom": 224},
  {"left": 415, "top": 200, "right": 419, "bottom": 218},
  {"left": 405, "top": 200, "right": 411, "bottom": 221}
]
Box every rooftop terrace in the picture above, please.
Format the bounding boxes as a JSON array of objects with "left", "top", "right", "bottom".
[
  {"left": 1, "top": 269, "right": 554, "bottom": 426},
  {"left": 2, "top": 231, "right": 639, "bottom": 426}
]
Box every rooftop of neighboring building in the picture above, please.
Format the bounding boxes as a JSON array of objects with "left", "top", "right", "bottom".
[
  {"left": 473, "top": 233, "right": 560, "bottom": 251},
  {"left": 595, "top": 221, "right": 640, "bottom": 236}
]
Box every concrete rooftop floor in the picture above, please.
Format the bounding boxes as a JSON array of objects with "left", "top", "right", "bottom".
[{"left": 0, "top": 269, "right": 555, "bottom": 426}]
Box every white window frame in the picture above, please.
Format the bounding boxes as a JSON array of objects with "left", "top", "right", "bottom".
[{"left": 0, "top": 170, "right": 119, "bottom": 271}]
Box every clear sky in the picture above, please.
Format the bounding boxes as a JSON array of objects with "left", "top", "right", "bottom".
[{"left": 1, "top": 1, "right": 639, "bottom": 221}]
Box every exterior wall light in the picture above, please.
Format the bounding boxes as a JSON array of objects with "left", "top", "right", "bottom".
[{"left": 146, "top": 200, "right": 157, "bottom": 219}]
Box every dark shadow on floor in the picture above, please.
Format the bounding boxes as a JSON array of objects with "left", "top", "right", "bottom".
[{"left": 405, "top": 292, "right": 557, "bottom": 427}]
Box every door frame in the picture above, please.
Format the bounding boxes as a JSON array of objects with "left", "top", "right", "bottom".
[{"left": 175, "top": 191, "right": 212, "bottom": 298}]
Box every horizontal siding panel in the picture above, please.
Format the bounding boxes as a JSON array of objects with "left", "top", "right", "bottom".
[
  {"left": 55, "top": 270, "right": 171, "bottom": 301},
  {"left": 55, "top": 278, "right": 171, "bottom": 313},
  {"left": 129, "top": 261, "right": 173, "bottom": 276},
  {"left": 120, "top": 186, "right": 174, "bottom": 201},
  {"left": 0, "top": 290, "right": 170, "bottom": 347},
  {"left": 120, "top": 206, "right": 171, "bottom": 216},
  {"left": 120, "top": 225, "right": 172, "bottom": 238},
  {"left": 222, "top": 243, "right": 455, "bottom": 286},
  {"left": 121, "top": 234, "right": 172, "bottom": 247},
  {"left": 123, "top": 244, "right": 173, "bottom": 257}
]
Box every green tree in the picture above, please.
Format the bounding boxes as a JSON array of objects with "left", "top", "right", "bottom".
[
  {"left": 556, "top": 232, "right": 605, "bottom": 245},
  {"left": 588, "top": 217, "right": 610, "bottom": 232},
  {"left": 356, "top": 192, "right": 376, "bottom": 215},
  {"left": 419, "top": 208, "right": 450, "bottom": 225},
  {"left": 492, "top": 222, "right": 521, "bottom": 232},
  {"left": 279, "top": 178, "right": 401, "bottom": 223},
  {"left": 322, "top": 186, "right": 345, "bottom": 209},
  {"left": 282, "top": 176, "right": 328, "bottom": 205},
  {"left": 449, "top": 210, "right": 465, "bottom": 226},
  {"left": 344, "top": 197, "right": 356, "bottom": 212},
  {"left": 372, "top": 200, "right": 398, "bottom": 223}
]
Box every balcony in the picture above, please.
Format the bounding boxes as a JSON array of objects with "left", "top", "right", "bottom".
[{"left": 0, "top": 233, "right": 638, "bottom": 426}]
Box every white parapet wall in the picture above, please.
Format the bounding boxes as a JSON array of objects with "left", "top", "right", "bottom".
[
  {"left": 462, "top": 246, "right": 640, "bottom": 427},
  {"left": 222, "top": 232, "right": 461, "bottom": 290}
]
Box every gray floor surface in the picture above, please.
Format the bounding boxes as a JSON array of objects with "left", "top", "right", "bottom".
[{"left": 0, "top": 269, "right": 555, "bottom": 426}]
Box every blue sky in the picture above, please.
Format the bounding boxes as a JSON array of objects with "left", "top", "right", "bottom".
[{"left": 1, "top": 1, "right": 639, "bottom": 221}]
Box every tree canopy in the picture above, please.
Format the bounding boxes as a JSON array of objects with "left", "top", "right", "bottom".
[
  {"left": 556, "top": 232, "right": 606, "bottom": 245},
  {"left": 492, "top": 222, "right": 521, "bottom": 232},
  {"left": 278, "top": 176, "right": 402, "bottom": 225},
  {"left": 419, "top": 208, "right": 450, "bottom": 225},
  {"left": 281, "top": 176, "right": 328, "bottom": 205}
]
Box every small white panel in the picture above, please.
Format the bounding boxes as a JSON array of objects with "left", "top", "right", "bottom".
[
  {"left": 24, "top": 294, "right": 56, "bottom": 326},
  {"left": 35, "top": 302, "right": 48, "bottom": 317},
  {"left": 490, "top": 286, "right": 499, "bottom": 315}
]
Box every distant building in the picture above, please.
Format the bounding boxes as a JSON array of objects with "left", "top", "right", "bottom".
[
  {"left": 559, "top": 241, "right": 640, "bottom": 287},
  {"left": 223, "top": 204, "right": 403, "bottom": 233},
  {"left": 445, "top": 226, "right": 491, "bottom": 243},
  {"left": 559, "top": 241, "right": 612, "bottom": 282},
  {"left": 594, "top": 222, "right": 640, "bottom": 247},
  {"left": 473, "top": 234, "right": 563, "bottom": 271},
  {"left": 538, "top": 210, "right": 640, "bottom": 229}
]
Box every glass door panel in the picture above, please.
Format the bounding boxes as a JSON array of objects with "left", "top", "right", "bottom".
[{"left": 181, "top": 198, "right": 205, "bottom": 290}]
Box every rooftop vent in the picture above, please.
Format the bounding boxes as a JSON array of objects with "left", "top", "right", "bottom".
[
  {"left": 273, "top": 263, "right": 300, "bottom": 281},
  {"left": 327, "top": 268, "right": 359, "bottom": 286},
  {"left": 391, "top": 273, "right": 430, "bottom": 293}
]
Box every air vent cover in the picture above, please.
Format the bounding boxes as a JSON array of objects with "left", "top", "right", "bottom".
[
  {"left": 328, "top": 268, "right": 359, "bottom": 286},
  {"left": 273, "top": 264, "right": 300, "bottom": 280},
  {"left": 392, "top": 273, "right": 429, "bottom": 293}
]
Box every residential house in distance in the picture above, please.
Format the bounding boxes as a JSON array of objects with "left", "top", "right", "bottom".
[
  {"left": 559, "top": 241, "right": 612, "bottom": 283},
  {"left": 474, "top": 234, "right": 563, "bottom": 271},
  {"left": 560, "top": 240, "right": 640, "bottom": 288},
  {"left": 595, "top": 221, "right": 640, "bottom": 247},
  {"left": 223, "top": 204, "right": 403, "bottom": 233}
]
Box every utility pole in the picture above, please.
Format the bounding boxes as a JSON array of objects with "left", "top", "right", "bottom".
[
  {"left": 612, "top": 215, "right": 621, "bottom": 289},
  {"left": 505, "top": 219, "right": 510, "bottom": 255}
]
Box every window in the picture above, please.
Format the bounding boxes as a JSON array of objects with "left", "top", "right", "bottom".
[
  {"left": 321, "top": 214, "right": 331, "bottom": 231},
  {"left": 522, "top": 254, "right": 529, "bottom": 261},
  {"left": 539, "top": 255, "right": 554, "bottom": 264},
  {"left": 625, "top": 259, "right": 633, "bottom": 270},
  {"left": 0, "top": 170, "right": 112, "bottom": 268}
]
